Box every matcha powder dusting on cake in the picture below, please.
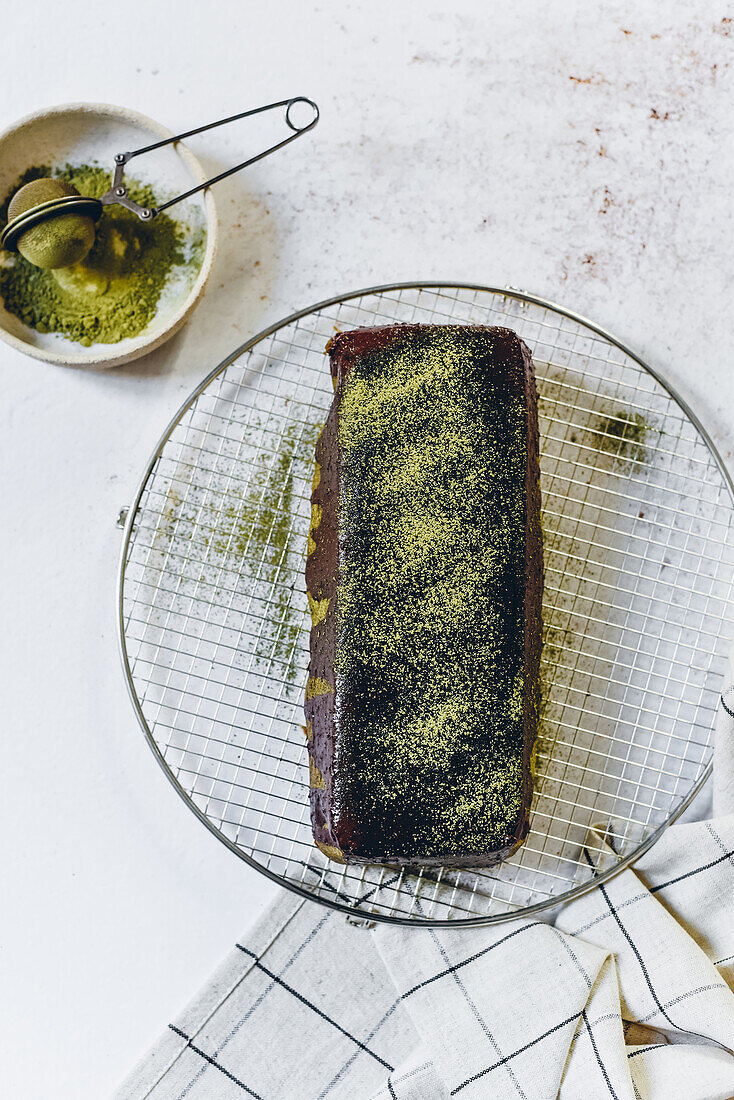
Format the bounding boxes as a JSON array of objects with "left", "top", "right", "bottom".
[
  {"left": 0, "top": 164, "right": 192, "bottom": 346},
  {"left": 332, "top": 327, "right": 533, "bottom": 856}
]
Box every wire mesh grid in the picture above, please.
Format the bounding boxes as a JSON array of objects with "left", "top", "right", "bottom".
[{"left": 118, "top": 283, "right": 734, "bottom": 925}]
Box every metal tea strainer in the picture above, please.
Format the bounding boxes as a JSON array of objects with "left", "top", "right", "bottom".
[
  {"left": 1, "top": 97, "right": 319, "bottom": 260},
  {"left": 117, "top": 283, "right": 734, "bottom": 926}
]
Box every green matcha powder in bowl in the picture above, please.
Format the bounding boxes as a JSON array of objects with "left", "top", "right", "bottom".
[
  {"left": 1, "top": 164, "right": 198, "bottom": 347},
  {"left": 0, "top": 103, "right": 217, "bottom": 368}
]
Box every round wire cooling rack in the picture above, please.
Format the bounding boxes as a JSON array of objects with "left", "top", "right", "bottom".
[{"left": 118, "top": 282, "right": 734, "bottom": 926}]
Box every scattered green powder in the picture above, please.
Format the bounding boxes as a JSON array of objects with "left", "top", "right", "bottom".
[
  {"left": 203, "top": 415, "right": 321, "bottom": 682},
  {"left": 0, "top": 163, "right": 187, "bottom": 345},
  {"left": 593, "top": 410, "right": 650, "bottom": 466},
  {"left": 321, "top": 327, "right": 535, "bottom": 859}
]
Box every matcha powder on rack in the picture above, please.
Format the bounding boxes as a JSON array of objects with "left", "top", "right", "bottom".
[{"left": 0, "top": 164, "right": 188, "bottom": 346}]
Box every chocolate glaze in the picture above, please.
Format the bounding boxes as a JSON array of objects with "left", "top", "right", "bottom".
[{"left": 305, "top": 324, "right": 543, "bottom": 867}]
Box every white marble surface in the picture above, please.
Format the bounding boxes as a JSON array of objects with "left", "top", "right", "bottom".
[{"left": 1, "top": 2, "right": 733, "bottom": 1096}]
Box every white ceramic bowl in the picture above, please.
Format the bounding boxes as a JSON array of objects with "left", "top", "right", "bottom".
[{"left": 0, "top": 102, "right": 217, "bottom": 368}]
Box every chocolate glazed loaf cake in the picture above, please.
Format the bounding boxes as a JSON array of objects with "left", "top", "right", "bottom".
[{"left": 304, "top": 324, "right": 542, "bottom": 867}]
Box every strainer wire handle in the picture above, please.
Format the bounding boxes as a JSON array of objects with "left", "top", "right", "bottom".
[{"left": 106, "top": 97, "right": 319, "bottom": 218}]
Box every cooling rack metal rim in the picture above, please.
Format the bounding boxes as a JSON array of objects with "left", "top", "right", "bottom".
[{"left": 117, "top": 280, "right": 731, "bottom": 927}]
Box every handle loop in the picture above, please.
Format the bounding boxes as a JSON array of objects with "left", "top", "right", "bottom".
[{"left": 100, "top": 96, "right": 320, "bottom": 219}]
